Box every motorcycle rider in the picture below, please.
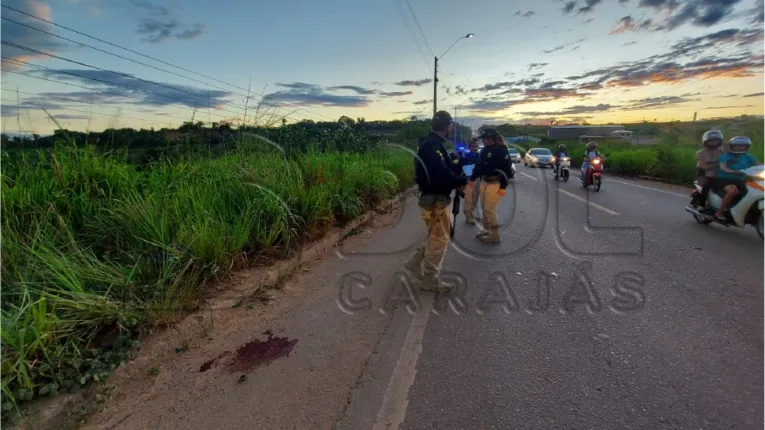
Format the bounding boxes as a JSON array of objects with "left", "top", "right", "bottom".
[
  {"left": 553, "top": 144, "right": 569, "bottom": 175},
  {"left": 714, "top": 136, "right": 761, "bottom": 221},
  {"left": 580, "top": 140, "right": 603, "bottom": 180},
  {"left": 694, "top": 129, "right": 725, "bottom": 210}
]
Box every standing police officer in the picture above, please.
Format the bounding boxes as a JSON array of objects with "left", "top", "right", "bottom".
[
  {"left": 469, "top": 128, "right": 513, "bottom": 243},
  {"left": 460, "top": 138, "right": 481, "bottom": 224},
  {"left": 403, "top": 110, "right": 468, "bottom": 293}
]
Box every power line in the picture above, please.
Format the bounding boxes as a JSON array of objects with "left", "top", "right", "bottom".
[
  {"left": 393, "top": 0, "right": 433, "bottom": 72},
  {"left": 2, "top": 40, "right": 253, "bottom": 118},
  {"left": 0, "top": 3, "right": 333, "bottom": 122},
  {"left": 1, "top": 87, "right": 193, "bottom": 124},
  {"left": 1, "top": 58, "right": 230, "bottom": 120},
  {"left": 0, "top": 15, "right": 285, "bottom": 117},
  {"left": 403, "top": 0, "right": 435, "bottom": 58}
]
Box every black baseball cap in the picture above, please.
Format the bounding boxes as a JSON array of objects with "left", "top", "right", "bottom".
[
  {"left": 432, "top": 110, "right": 453, "bottom": 129},
  {"left": 479, "top": 128, "right": 498, "bottom": 139}
]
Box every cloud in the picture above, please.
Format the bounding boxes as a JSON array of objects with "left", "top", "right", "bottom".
[
  {"left": 614, "top": 0, "right": 747, "bottom": 33},
  {"left": 395, "top": 78, "right": 432, "bottom": 87},
  {"left": 378, "top": 90, "right": 414, "bottom": 97},
  {"left": 518, "top": 103, "right": 613, "bottom": 116},
  {"left": 577, "top": 0, "right": 604, "bottom": 14},
  {"left": 704, "top": 104, "right": 755, "bottom": 109},
  {"left": 29, "top": 68, "right": 234, "bottom": 108},
  {"left": 743, "top": 92, "right": 764, "bottom": 97},
  {"left": 621, "top": 41, "right": 639, "bottom": 46},
  {"left": 565, "top": 28, "right": 763, "bottom": 90},
  {"left": 514, "top": 10, "right": 536, "bottom": 17},
  {"left": 543, "top": 37, "right": 586, "bottom": 54},
  {"left": 528, "top": 62, "right": 548, "bottom": 69},
  {"left": 1, "top": 0, "right": 68, "bottom": 69},
  {"left": 412, "top": 99, "right": 432, "bottom": 105},
  {"left": 127, "top": 0, "right": 207, "bottom": 43},
  {"left": 669, "top": 28, "right": 764, "bottom": 57},
  {"left": 264, "top": 82, "right": 371, "bottom": 107},
  {"left": 327, "top": 85, "right": 377, "bottom": 95},
  {"left": 562, "top": 1, "right": 577, "bottom": 13}
]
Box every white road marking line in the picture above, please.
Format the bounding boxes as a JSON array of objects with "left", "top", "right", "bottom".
[
  {"left": 373, "top": 293, "right": 434, "bottom": 430},
  {"left": 557, "top": 189, "right": 620, "bottom": 216},
  {"left": 608, "top": 178, "right": 689, "bottom": 198},
  {"left": 520, "top": 172, "right": 539, "bottom": 181}
]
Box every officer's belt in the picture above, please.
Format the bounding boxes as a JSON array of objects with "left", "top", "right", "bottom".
[{"left": 482, "top": 175, "right": 501, "bottom": 182}]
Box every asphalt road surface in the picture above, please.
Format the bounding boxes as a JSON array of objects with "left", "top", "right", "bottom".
[
  {"left": 88, "top": 165, "right": 763, "bottom": 430},
  {"left": 342, "top": 166, "right": 764, "bottom": 430}
]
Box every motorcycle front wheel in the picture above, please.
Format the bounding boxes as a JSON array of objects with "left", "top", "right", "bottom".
[
  {"left": 563, "top": 170, "right": 569, "bottom": 182},
  {"left": 756, "top": 210, "right": 764, "bottom": 239},
  {"left": 594, "top": 178, "right": 601, "bottom": 192}
]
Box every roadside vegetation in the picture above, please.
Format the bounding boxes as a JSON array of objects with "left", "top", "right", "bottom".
[
  {"left": 0, "top": 118, "right": 433, "bottom": 420},
  {"left": 502, "top": 118, "right": 764, "bottom": 184}
]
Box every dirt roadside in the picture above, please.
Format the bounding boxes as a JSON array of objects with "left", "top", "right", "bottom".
[{"left": 40, "top": 191, "right": 425, "bottom": 430}]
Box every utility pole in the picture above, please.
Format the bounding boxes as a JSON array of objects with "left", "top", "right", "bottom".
[{"left": 433, "top": 56, "right": 438, "bottom": 117}]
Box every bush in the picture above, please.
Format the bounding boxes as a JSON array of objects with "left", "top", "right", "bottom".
[{"left": 0, "top": 140, "right": 413, "bottom": 416}]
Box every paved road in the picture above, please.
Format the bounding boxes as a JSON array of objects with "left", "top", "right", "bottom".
[
  {"left": 87, "top": 165, "right": 763, "bottom": 430},
  {"left": 342, "top": 166, "right": 764, "bottom": 430}
]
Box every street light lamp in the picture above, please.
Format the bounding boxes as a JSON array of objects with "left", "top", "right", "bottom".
[{"left": 434, "top": 33, "right": 474, "bottom": 117}]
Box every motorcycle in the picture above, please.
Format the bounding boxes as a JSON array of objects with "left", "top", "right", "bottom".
[
  {"left": 684, "top": 165, "right": 764, "bottom": 239},
  {"left": 552, "top": 156, "right": 570, "bottom": 182},
  {"left": 580, "top": 156, "right": 604, "bottom": 191}
]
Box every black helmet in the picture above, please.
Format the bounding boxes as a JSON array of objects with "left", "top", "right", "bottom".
[
  {"left": 586, "top": 140, "right": 598, "bottom": 151},
  {"left": 702, "top": 129, "right": 724, "bottom": 148},
  {"left": 727, "top": 136, "right": 751, "bottom": 154}
]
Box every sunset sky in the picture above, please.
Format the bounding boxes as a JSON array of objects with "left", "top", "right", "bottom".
[{"left": 1, "top": 0, "right": 763, "bottom": 135}]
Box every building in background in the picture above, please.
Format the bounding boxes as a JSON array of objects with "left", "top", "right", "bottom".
[{"left": 546, "top": 125, "right": 627, "bottom": 140}]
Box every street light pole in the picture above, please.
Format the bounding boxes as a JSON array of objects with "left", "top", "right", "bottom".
[{"left": 433, "top": 33, "right": 474, "bottom": 118}]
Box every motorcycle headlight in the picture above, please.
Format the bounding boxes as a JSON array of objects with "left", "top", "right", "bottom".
[
  {"left": 562, "top": 157, "right": 569, "bottom": 162},
  {"left": 756, "top": 170, "right": 765, "bottom": 179},
  {"left": 592, "top": 159, "right": 601, "bottom": 165}
]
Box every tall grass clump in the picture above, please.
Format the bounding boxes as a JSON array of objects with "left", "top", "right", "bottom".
[{"left": 1, "top": 137, "right": 414, "bottom": 418}]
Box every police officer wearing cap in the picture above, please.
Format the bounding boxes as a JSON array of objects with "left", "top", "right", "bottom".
[
  {"left": 403, "top": 110, "right": 468, "bottom": 293},
  {"left": 469, "top": 128, "right": 513, "bottom": 243}
]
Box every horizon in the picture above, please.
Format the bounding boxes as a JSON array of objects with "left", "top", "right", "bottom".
[{"left": 1, "top": 0, "right": 764, "bottom": 135}]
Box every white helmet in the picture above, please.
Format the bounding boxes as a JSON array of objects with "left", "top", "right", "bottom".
[
  {"left": 701, "top": 129, "right": 724, "bottom": 148},
  {"left": 727, "top": 136, "right": 751, "bottom": 154}
]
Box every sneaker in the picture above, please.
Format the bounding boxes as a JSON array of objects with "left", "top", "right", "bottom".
[
  {"left": 465, "top": 214, "right": 476, "bottom": 225},
  {"left": 475, "top": 230, "right": 489, "bottom": 238},
  {"left": 478, "top": 234, "right": 501, "bottom": 243}
]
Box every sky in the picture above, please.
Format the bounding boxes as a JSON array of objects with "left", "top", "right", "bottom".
[{"left": 0, "top": 0, "right": 763, "bottom": 135}]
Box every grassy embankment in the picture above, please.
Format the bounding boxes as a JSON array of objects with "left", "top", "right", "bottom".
[
  {"left": 509, "top": 119, "right": 764, "bottom": 185},
  {"left": 0, "top": 132, "right": 414, "bottom": 417}
]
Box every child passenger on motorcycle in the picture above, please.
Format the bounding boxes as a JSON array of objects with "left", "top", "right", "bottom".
[
  {"left": 553, "top": 144, "right": 568, "bottom": 165},
  {"left": 580, "top": 140, "right": 602, "bottom": 179},
  {"left": 694, "top": 129, "right": 725, "bottom": 210},
  {"left": 714, "top": 136, "right": 761, "bottom": 221}
]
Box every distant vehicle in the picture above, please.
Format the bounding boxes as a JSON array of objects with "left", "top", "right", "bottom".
[
  {"left": 524, "top": 147, "right": 555, "bottom": 168},
  {"left": 508, "top": 147, "right": 522, "bottom": 163}
]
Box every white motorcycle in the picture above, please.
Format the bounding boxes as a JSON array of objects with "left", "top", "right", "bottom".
[
  {"left": 685, "top": 165, "right": 764, "bottom": 239},
  {"left": 552, "top": 156, "right": 570, "bottom": 182}
]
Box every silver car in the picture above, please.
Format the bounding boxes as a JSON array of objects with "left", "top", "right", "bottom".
[{"left": 524, "top": 148, "right": 555, "bottom": 168}]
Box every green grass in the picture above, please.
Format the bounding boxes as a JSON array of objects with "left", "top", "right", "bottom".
[
  {"left": 510, "top": 118, "right": 764, "bottom": 184},
  {"left": 0, "top": 140, "right": 413, "bottom": 417}
]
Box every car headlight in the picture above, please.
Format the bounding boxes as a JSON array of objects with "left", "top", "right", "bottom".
[{"left": 551, "top": 156, "right": 556, "bottom": 162}]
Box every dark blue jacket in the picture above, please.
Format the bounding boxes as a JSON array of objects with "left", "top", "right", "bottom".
[
  {"left": 461, "top": 152, "right": 480, "bottom": 166},
  {"left": 470, "top": 143, "right": 513, "bottom": 189},
  {"left": 415, "top": 132, "right": 468, "bottom": 196}
]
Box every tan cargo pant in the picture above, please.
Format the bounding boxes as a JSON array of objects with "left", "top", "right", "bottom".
[
  {"left": 463, "top": 180, "right": 478, "bottom": 220},
  {"left": 479, "top": 181, "right": 503, "bottom": 238},
  {"left": 406, "top": 195, "right": 451, "bottom": 281}
]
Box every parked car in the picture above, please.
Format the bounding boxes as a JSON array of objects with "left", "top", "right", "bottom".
[
  {"left": 524, "top": 147, "right": 555, "bottom": 168},
  {"left": 508, "top": 147, "right": 522, "bottom": 163}
]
